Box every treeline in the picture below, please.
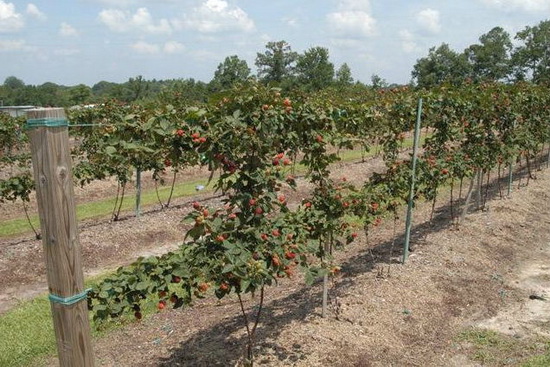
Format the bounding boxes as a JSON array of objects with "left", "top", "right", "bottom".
[
  {"left": 1, "top": 19, "right": 549, "bottom": 107},
  {"left": 412, "top": 20, "right": 550, "bottom": 87},
  {"left": 0, "top": 41, "right": 360, "bottom": 108}
]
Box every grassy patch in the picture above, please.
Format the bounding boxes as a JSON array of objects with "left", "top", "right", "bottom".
[
  {"left": 0, "top": 297, "right": 56, "bottom": 367},
  {"left": 457, "top": 328, "right": 550, "bottom": 366},
  {"left": 0, "top": 272, "right": 166, "bottom": 367},
  {"left": 0, "top": 177, "right": 213, "bottom": 239}
]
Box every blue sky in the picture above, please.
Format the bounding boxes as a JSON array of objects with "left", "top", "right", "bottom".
[{"left": 0, "top": 0, "right": 548, "bottom": 86}]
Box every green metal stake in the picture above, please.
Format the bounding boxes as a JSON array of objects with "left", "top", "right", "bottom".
[
  {"left": 136, "top": 167, "right": 142, "bottom": 218},
  {"left": 402, "top": 98, "right": 423, "bottom": 264},
  {"left": 507, "top": 158, "right": 513, "bottom": 196}
]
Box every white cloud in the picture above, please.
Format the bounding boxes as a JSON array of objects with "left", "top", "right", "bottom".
[
  {"left": 163, "top": 41, "right": 184, "bottom": 54},
  {"left": 480, "top": 0, "right": 550, "bottom": 11},
  {"left": 26, "top": 3, "right": 46, "bottom": 20},
  {"left": 130, "top": 40, "right": 184, "bottom": 55},
  {"left": 337, "top": 0, "right": 371, "bottom": 12},
  {"left": 174, "top": 0, "right": 254, "bottom": 33},
  {"left": 0, "top": 39, "right": 30, "bottom": 51},
  {"left": 327, "top": 0, "right": 376, "bottom": 38},
  {"left": 282, "top": 16, "right": 298, "bottom": 28},
  {"left": 0, "top": 1, "right": 24, "bottom": 32},
  {"left": 94, "top": 0, "right": 176, "bottom": 6},
  {"left": 399, "top": 29, "right": 420, "bottom": 53},
  {"left": 60, "top": 22, "right": 79, "bottom": 37},
  {"left": 416, "top": 8, "right": 441, "bottom": 34},
  {"left": 99, "top": 7, "right": 172, "bottom": 34},
  {"left": 131, "top": 41, "right": 160, "bottom": 54}
]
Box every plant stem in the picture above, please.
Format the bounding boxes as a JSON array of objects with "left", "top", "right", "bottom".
[
  {"left": 111, "top": 182, "right": 120, "bottom": 221},
  {"left": 154, "top": 178, "right": 164, "bottom": 209},
  {"left": 115, "top": 182, "right": 126, "bottom": 221},
  {"left": 166, "top": 170, "right": 177, "bottom": 207},
  {"left": 23, "top": 201, "right": 40, "bottom": 239},
  {"left": 237, "top": 293, "right": 253, "bottom": 364}
]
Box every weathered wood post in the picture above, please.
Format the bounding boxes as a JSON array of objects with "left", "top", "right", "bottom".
[{"left": 26, "top": 108, "right": 95, "bottom": 367}]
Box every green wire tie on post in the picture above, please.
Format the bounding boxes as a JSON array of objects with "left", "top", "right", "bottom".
[
  {"left": 48, "top": 288, "right": 92, "bottom": 306},
  {"left": 25, "top": 118, "right": 70, "bottom": 129},
  {"left": 25, "top": 118, "right": 104, "bottom": 129}
]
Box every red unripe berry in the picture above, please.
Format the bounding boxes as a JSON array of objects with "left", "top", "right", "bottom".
[
  {"left": 157, "top": 301, "right": 166, "bottom": 310},
  {"left": 198, "top": 283, "right": 209, "bottom": 292},
  {"left": 219, "top": 282, "right": 229, "bottom": 291},
  {"left": 191, "top": 132, "right": 200, "bottom": 139},
  {"left": 272, "top": 229, "right": 280, "bottom": 237},
  {"left": 255, "top": 207, "right": 263, "bottom": 215},
  {"left": 193, "top": 201, "right": 201, "bottom": 210},
  {"left": 134, "top": 311, "right": 143, "bottom": 319},
  {"left": 172, "top": 276, "right": 181, "bottom": 283},
  {"left": 261, "top": 233, "right": 268, "bottom": 241},
  {"left": 283, "top": 98, "right": 291, "bottom": 107},
  {"left": 176, "top": 129, "right": 184, "bottom": 136},
  {"left": 285, "top": 251, "right": 296, "bottom": 260},
  {"left": 249, "top": 198, "right": 257, "bottom": 206},
  {"left": 315, "top": 135, "right": 323, "bottom": 143}
]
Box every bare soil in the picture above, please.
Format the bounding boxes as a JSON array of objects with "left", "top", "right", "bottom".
[{"left": 2, "top": 152, "right": 549, "bottom": 366}]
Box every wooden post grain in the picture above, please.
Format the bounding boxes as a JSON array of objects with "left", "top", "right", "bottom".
[{"left": 26, "top": 108, "right": 95, "bottom": 367}]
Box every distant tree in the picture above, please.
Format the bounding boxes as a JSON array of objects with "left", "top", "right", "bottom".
[
  {"left": 210, "top": 55, "right": 251, "bottom": 91},
  {"left": 159, "top": 78, "right": 209, "bottom": 104},
  {"left": 3, "top": 76, "right": 25, "bottom": 90},
  {"left": 68, "top": 84, "right": 92, "bottom": 106},
  {"left": 465, "top": 26, "right": 513, "bottom": 82},
  {"left": 370, "top": 74, "right": 388, "bottom": 89},
  {"left": 512, "top": 20, "right": 550, "bottom": 84},
  {"left": 2, "top": 76, "right": 30, "bottom": 105},
  {"left": 335, "top": 63, "right": 354, "bottom": 86},
  {"left": 412, "top": 43, "right": 472, "bottom": 88},
  {"left": 126, "top": 75, "right": 150, "bottom": 102},
  {"left": 92, "top": 81, "right": 119, "bottom": 98},
  {"left": 295, "top": 47, "right": 334, "bottom": 91},
  {"left": 255, "top": 41, "right": 298, "bottom": 84},
  {"left": 36, "top": 82, "right": 67, "bottom": 107}
]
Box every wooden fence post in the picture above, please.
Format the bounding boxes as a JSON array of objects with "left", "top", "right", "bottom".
[{"left": 26, "top": 108, "right": 95, "bottom": 367}]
